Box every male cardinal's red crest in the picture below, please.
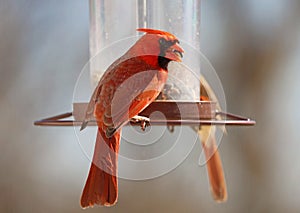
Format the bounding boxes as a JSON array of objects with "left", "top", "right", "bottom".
[{"left": 80, "top": 29, "right": 184, "bottom": 207}]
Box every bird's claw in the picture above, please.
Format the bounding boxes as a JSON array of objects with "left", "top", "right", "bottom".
[
  {"left": 167, "top": 125, "right": 175, "bottom": 133},
  {"left": 131, "top": 116, "right": 150, "bottom": 131}
]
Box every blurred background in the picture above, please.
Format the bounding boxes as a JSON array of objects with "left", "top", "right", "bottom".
[{"left": 1, "top": 0, "right": 300, "bottom": 212}]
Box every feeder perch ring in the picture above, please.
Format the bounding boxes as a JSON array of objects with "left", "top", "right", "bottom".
[{"left": 34, "top": 101, "right": 255, "bottom": 127}]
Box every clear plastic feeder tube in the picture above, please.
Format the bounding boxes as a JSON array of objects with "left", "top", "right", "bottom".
[
  {"left": 89, "top": 0, "right": 201, "bottom": 100},
  {"left": 137, "top": 0, "right": 201, "bottom": 49}
]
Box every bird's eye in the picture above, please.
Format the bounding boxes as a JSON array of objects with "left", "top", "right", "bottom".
[{"left": 159, "top": 38, "right": 167, "bottom": 45}]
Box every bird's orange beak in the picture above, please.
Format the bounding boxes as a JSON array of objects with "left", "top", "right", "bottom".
[{"left": 165, "top": 42, "right": 184, "bottom": 62}]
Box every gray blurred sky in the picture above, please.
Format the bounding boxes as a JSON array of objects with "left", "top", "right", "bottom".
[{"left": 1, "top": 0, "right": 300, "bottom": 212}]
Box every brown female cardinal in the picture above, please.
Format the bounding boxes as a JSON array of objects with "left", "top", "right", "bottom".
[
  {"left": 198, "top": 77, "right": 227, "bottom": 202},
  {"left": 80, "top": 29, "right": 184, "bottom": 207}
]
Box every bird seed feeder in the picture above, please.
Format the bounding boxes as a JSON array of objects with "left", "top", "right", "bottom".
[{"left": 34, "top": 0, "right": 255, "bottom": 128}]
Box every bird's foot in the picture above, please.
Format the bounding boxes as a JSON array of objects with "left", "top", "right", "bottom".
[
  {"left": 131, "top": 115, "right": 150, "bottom": 131},
  {"left": 167, "top": 125, "right": 175, "bottom": 133}
]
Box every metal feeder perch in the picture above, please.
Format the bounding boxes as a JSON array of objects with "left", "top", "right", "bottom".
[{"left": 34, "top": 101, "right": 255, "bottom": 127}]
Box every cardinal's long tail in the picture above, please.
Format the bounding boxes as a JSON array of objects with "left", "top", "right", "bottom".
[
  {"left": 200, "top": 126, "right": 227, "bottom": 202},
  {"left": 80, "top": 128, "right": 121, "bottom": 208}
]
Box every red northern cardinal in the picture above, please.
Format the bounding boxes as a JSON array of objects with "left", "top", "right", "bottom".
[{"left": 80, "top": 29, "right": 184, "bottom": 207}]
